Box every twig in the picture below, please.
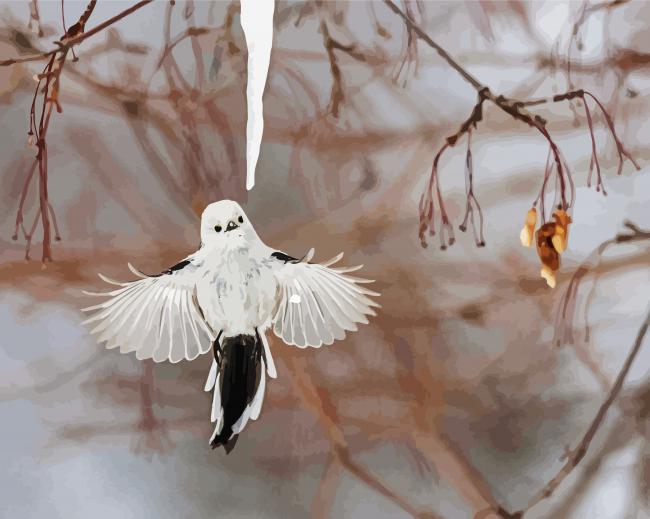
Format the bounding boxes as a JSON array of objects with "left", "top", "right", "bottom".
[
  {"left": 566, "top": 0, "right": 630, "bottom": 90},
  {"left": 312, "top": 454, "right": 344, "bottom": 519},
  {"left": 1, "top": 0, "right": 153, "bottom": 67},
  {"left": 392, "top": 0, "right": 419, "bottom": 87},
  {"left": 28, "top": 0, "right": 44, "bottom": 38},
  {"left": 320, "top": 20, "right": 366, "bottom": 118},
  {"left": 554, "top": 222, "right": 650, "bottom": 348},
  {"left": 383, "top": 0, "right": 640, "bottom": 250},
  {"left": 458, "top": 128, "right": 485, "bottom": 247},
  {"left": 13, "top": 1, "right": 99, "bottom": 262},
  {"left": 382, "top": 0, "right": 482, "bottom": 89},
  {"left": 6, "top": 0, "right": 157, "bottom": 262},
  {"left": 514, "top": 304, "right": 650, "bottom": 515},
  {"left": 288, "top": 355, "right": 441, "bottom": 519}
]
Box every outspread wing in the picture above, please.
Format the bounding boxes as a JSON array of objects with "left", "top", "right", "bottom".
[
  {"left": 82, "top": 259, "right": 216, "bottom": 363},
  {"left": 271, "top": 249, "right": 380, "bottom": 348}
]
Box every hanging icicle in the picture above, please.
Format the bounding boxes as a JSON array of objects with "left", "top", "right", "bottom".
[{"left": 240, "top": 0, "right": 275, "bottom": 191}]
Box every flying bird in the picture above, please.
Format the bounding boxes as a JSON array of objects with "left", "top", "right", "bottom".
[{"left": 82, "top": 200, "right": 379, "bottom": 453}]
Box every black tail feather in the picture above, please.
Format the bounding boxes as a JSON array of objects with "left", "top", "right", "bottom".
[
  {"left": 221, "top": 434, "right": 239, "bottom": 454},
  {"left": 210, "top": 334, "right": 262, "bottom": 453}
]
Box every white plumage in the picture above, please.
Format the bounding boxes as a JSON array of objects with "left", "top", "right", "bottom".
[{"left": 82, "top": 200, "right": 379, "bottom": 451}]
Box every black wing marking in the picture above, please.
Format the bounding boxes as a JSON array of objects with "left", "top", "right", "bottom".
[
  {"left": 271, "top": 251, "right": 299, "bottom": 264},
  {"left": 141, "top": 258, "right": 192, "bottom": 278},
  {"left": 84, "top": 257, "right": 214, "bottom": 363},
  {"left": 213, "top": 331, "right": 224, "bottom": 364},
  {"left": 163, "top": 259, "right": 192, "bottom": 275}
]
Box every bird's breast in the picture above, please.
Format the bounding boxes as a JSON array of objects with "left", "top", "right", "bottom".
[{"left": 196, "top": 256, "right": 276, "bottom": 337}]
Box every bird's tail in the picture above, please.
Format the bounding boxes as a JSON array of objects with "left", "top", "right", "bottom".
[{"left": 205, "top": 333, "right": 267, "bottom": 453}]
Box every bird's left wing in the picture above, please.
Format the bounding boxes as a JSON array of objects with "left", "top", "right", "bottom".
[
  {"left": 82, "top": 258, "right": 216, "bottom": 363},
  {"left": 270, "top": 249, "right": 380, "bottom": 348}
]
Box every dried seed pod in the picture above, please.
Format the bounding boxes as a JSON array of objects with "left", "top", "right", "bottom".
[
  {"left": 519, "top": 207, "right": 537, "bottom": 247},
  {"left": 552, "top": 228, "right": 566, "bottom": 254},
  {"left": 551, "top": 209, "right": 572, "bottom": 254},
  {"left": 540, "top": 265, "right": 557, "bottom": 288},
  {"left": 536, "top": 222, "right": 560, "bottom": 272},
  {"left": 536, "top": 222, "right": 560, "bottom": 287}
]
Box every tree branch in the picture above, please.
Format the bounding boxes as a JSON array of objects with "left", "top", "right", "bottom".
[
  {"left": 515, "top": 304, "right": 650, "bottom": 515},
  {"left": 384, "top": 0, "right": 640, "bottom": 253},
  {"left": 287, "top": 355, "right": 443, "bottom": 519},
  {"left": 0, "top": 0, "right": 154, "bottom": 66},
  {"left": 382, "top": 0, "right": 483, "bottom": 90}
]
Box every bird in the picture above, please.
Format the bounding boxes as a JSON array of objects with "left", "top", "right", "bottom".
[{"left": 82, "top": 200, "right": 380, "bottom": 453}]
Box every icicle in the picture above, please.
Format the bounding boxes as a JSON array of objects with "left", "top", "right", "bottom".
[{"left": 240, "top": 0, "right": 275, "bottom": 191}]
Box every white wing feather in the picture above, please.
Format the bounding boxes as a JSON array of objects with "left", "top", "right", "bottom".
[
  {"left": 272, "top": 251, "right": 380, "bottom": 348},
  {"left": 82, "top": 261, "right": 215, "bottom": 363}
]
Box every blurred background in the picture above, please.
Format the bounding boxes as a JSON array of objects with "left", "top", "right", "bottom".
[{"left": 1, "top": 1, "right": 649, "bottom": 518}]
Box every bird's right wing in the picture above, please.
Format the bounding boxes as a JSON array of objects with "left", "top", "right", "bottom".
[
  {"left": 270, "top": 249, "right": 380, "bottom": 348},
  {"left": 82, "top": 258, "right": 216, "bottom": 363}
]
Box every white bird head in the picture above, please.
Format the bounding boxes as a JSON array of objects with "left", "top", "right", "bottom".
[{"left": 200, "top": 200, "right": 258, "bottom": 251}]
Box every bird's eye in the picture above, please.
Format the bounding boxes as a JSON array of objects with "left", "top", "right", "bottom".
[
  {"left": 214, "top": 225, "right": 222, "bottom": 232},
  {"left": 238, "top": 215, "right": 244, "bottom": 224}
]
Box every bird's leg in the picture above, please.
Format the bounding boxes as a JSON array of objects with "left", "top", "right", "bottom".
[
  {"left": 255, "top": 328, "right": 266, "bottom": 364},
  {"left": 213, "top": 330, "right": 223, "bottom": 364}
]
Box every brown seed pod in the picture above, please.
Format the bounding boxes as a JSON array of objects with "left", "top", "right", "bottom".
[
  {"left": 540, "top": 265, "right": 557, "bottom": 288},
  {"left": 551, "top": 209, "right": 572, "bottom": 254},
  {"left": 536, "top": 222, "right": 560, "bottom": 272},
  {"left": 519, "top": 207, "right": 537, "bottom": 247}
]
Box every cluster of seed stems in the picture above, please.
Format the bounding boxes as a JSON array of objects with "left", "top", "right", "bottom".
[
  {"left": 415, "top": 64, "right": 640, "bottom": 251},
  {"left": 6, "top": 0, "right": 152, "bottom": 262}
]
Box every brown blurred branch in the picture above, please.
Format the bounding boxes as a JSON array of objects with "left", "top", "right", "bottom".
[
  {"left": 288, "top": 349, "right": 517, "bottom": 519},
  {"left": 137, "top": 360, "right": 173, "bottom": 453},
  {"left": 154, "top": 25, "right": 212, "bottom": 73},
  {"left": 567, "top": 0, "right": 631, "bottom": 88},
  {"left": 550, "top": 221, "right": 650, "bottom": 392},
  {"left": 0, "top": 0, "right": 154, "bottom": 66},
  {"left": 555, "top": 221, "right": 650, "bottom": 348},
  {"left": 288, "top": 355, "right": 443, "bottom": 519},
  {"left": 320, "top": 20, "right": 366, "bottom": 118},
  {"left": 514, "top": 304, "right": 650, "bottom": 516},
  {"left": 311, "top": 453, "right": 344, "bottom": 519},
  {"left": 28, "top": 0, "right": 44, "bottom": 37},
  {"left": 382, "top": 0, "right": 481, "bottom": 89},
  {"left": 392, "top": 0, "right": 420, "bottom": 86}
]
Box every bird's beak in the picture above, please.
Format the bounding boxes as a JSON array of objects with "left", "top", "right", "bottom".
[{"left": 226, "top": 221, "right": 239, "bottom": 232}]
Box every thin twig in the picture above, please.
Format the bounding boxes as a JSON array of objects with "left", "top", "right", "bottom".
[
  {"left": 383, "top": 0, "right": 640, "bottom": 251},
  {"left": 515, "top": 304, "right": 650, "bottom": 515},
  {"left": 288, "top": 355, "right": 441, "bottom": 519},
  {"left": 320, "top": 20, "right": 366, "bottom": 118},
  {"left": 0, "top": 0, "right": 154, "bottom": 66},
  {"left": 554, "top": 222, "right": 650, "bottom": 348}
]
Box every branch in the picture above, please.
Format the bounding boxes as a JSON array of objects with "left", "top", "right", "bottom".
[
  {"left": 28, "top": 0, "right": 44, "bottom": 37},
  {"left": 0, "top": 0, "right": 154, "bottom": 66},
  {"left": 320, "top": 20, "right": 366, "bottom": 118},
  {"left": 11, "top": 1, "right": 102, "bottom": 262},
  {"left": 514, "top": 304, "right": 650, "bottom": 515},
  {"left": 287, "top": 355, "right": 442, "bottom": 519},
  {"left": 554, "top": 222, "right": 650, "bottom": 348},
  {"left": 382, "top": 0, "right": 482, "bottom": 90},
  {"left": 566, "top": 0, "right": 631, "bottom": 88},
  {"left": 384, "top": 0, "right": 640, "bottom": 257},
  {"left": 392, "top": 0, "right": 420, "bottom": 86},
  {"left": 6, "top": 0, "right": 156, "bottom": 262},
  {"left": 311, "top": 454, "right": 344, "bottom": 519}
]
